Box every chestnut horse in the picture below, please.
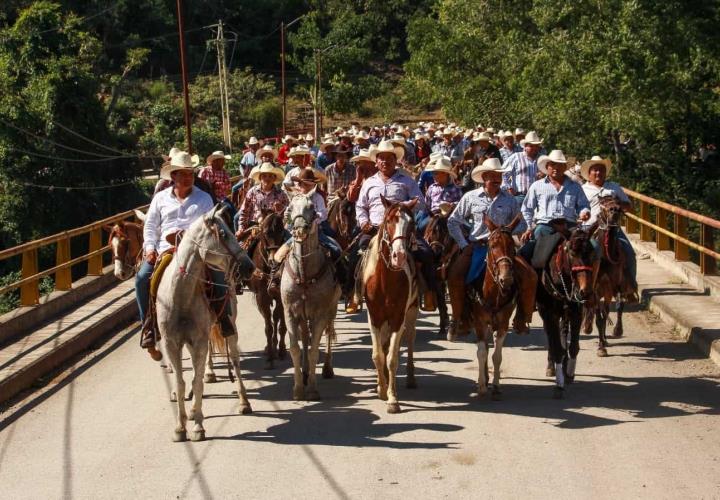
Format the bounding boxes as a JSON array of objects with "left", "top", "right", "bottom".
[
  {"left": 105, "top": 213, "right": 145, "bottom": 281},
  {"left": 535, "top": 226, "right": 597, "bottom": 399},
  {"left": 583, "top": 195, "right": 630, "bottom": 356},
  {"left": 363, "top": 197, "right": 419, "bottom": 414},
  {"left": 423, "top": 213, "right": 455, "bottom": 337},
  {"left": 468, "top": 214, "right": 530, "bottom": 399}
]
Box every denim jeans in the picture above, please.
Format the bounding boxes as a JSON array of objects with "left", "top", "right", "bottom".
[
  {"left": 519, "top": 221, "right": 602, "bottom": 262},
  {"left": 617, "top": 230, "right": 637, "bottom": 281},
  {"left": 285, "top": 225, "right": 342, "bottom": 261}
]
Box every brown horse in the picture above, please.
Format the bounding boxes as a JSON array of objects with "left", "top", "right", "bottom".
[
  {"left": 105, "top": 217, "right": 144, "bottom": 281},
  {"left": 364, "top": 197, "right": 419, "bottom": 414},
  {"left": 423, "top": 212, "right": 456, "bottom": 337},
  {"left": 468, "top": 214, "right": 530, "bottom": 399},
  {"left": 583, "top": 195, "right": 630, "bottom": 356},
  {"left": 327, "top": 190, "right": 357, "bottom": 305},
  {"left": 246, "top": 210, "right": 288, "bottom": 369}
]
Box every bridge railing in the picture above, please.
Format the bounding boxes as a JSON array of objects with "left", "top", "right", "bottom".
[{"left": 623, "top": 187, "right": 719, "bottom": 275}]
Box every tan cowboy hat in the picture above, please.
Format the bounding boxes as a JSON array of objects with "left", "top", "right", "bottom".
[
  {"left": 471, "top": 157, "right": 511, "bottom": 183},
  {"left": 523, "top": 130, "right": 543, "bottom": 145},
  {"left": 319, "top": 139, "right": 336, "bottom": 153},
  {"left": 351, "top": 148, "right": 374, "bottom": 164},
  {"left": 514, "top": 127, "right": 525, "bottom": 136},
  {"left": 304, "top": 133, "right": 314, "bottom": 143},
  {"left": 288, "top": 145, "right": 312, "bottom": 158},
  {"left": 424, "top": 155, "right": 457, "bottom": 179},
  {"left": 161, "top": 151, "right": 200, "bottom": 180},
  {"left": 438, "top": 201, "right": 456, "bottom": 217},
  {"left": 472, "top": 131, "right": 493, "bottom": 143},
  {"left": 370, "top": 139, "right": 405, "bottom": 162},
  {"left": 538, "top": 149, "right": 568, "bottom": 174},
  {"left": 580, "top": 155, "right": 612, "bottom": 180},
  {"left": 441, "top": 128, "right": 454, "bottom": 137},
  {"left": 391, "top": 134, "right": 406, "bottom": 147},
  {"left": 501, "top": 130, "right": 515, "bottom": 139},
  {"left": 282, "top": 134, "right": 296, "bottom": 144},
  {"left": 291, "top": 167, "right": 326, "bottom": 185},
  {"left": 414, "top": 133, "right": 428, "bottom": 142},
  {"left": 354, "top": 130, "right": 370, "bottom": 143},
  {"left": 162, "top": 147, "right": 181, "bottom": 161},
  {"left": 206, "top": 150, "right": 232, "bottom": 164},
  {"left": 250, "top": 162, "right": 285, "bottom": 184},
  {"left": 256, "top": 144, "right": 277, "bottom": 160}
]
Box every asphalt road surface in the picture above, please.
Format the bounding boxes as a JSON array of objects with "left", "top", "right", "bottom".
[{"left": 1, "top": 295, "right": 719, "bottom": 499}]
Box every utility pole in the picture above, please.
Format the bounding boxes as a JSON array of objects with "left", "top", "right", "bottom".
[
  {"left": 175, "top": 0, "right": 192, "bottom": 153},
  {"left": 216, "top": 20, "right": 232, "bottom": 152},
  {"left": 313, "top": 49, "right": 319, "bottom": 140},
  {"left": 281, "top": 21, "right": 286, "bottom": 138}
]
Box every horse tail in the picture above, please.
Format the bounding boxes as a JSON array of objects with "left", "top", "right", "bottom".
[{"left": 209, "top": 322, "right": 225, "bottom": 355}]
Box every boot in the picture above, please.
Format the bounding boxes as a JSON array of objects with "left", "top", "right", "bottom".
[
  {"left": 211, "top": 296, "right": 237, "bottom": 338},
  {"left": 140, "top": 318, "right": 162, "bottom": 361}
]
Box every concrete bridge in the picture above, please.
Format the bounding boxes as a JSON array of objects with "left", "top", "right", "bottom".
[{"left": 0, "top": 191, "right": 718, "bottom": 498}]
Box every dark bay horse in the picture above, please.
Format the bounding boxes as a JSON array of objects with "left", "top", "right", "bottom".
[
  {"left": 246, "top": 210, "right": 288, "bottom": 369},
  {"left": 468, "top": 214, "right": 531, "bottom": 399},
  {"left": 327, "top": 190, "right": 357, "bottom": 305},
  {"left": 536, "top": 226, "right": 597, "bottom": 399},
  {"left": 364, "top": 197, "right": 420, "bottom": 414},
  {"left": 423, "top": 212, "right": 456, "bottom": 336},
  {"left": 583, "top": 195, "right": 630, "bottom": 356}
]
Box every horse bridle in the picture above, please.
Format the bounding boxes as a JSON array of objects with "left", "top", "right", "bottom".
[
  {"left": 486, "top": 228, "right": 515, "bottom": 292},
  {"left": 548, "top": 235, "right": 593, "bottom": 303},
  {"left": 379, "top": 209, "right": 416, "bottom": 271},
  {"left": 109, "top": 227, "right": 142, "bottom": 270}
]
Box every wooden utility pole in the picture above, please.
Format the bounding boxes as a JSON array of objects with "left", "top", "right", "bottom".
[
  {"left": 175, "top": 0, "right": 192, "bottom": 153},
  {"left": 216, "top": 20, "right": 232, "bottom": 151},
  {"left": 281, "top": 21, "right": 286, "bottom": 138},
  {"left": 313, "top": 49, "right": 319, "bottom": 140}
]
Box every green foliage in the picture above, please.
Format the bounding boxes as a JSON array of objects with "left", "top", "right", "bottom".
[{"left": 0, "top": 271, "right": 54, "bottom": 315}]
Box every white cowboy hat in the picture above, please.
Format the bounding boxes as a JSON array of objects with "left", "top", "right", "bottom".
[
  {"left": 247, "top": 136, "right": 260, "bottom": 146},
  {"left": 351, "top": 148, "right": 374, "bottom": 164},
  {"left": 514, "top": 128, "right": 525, "bottom": 136},
  {"left": 282, "top": 134, "right": 296, "bottom": 144},
  {"left": 206, "top": 150, "right": 232, "bottom": 164},
  {"left": 424, "top": 155, "right": 456, "bottom": 179},
  {"left": 471, "top": 157, "right": 511, "bottom": 183},
  {"left": 162, "top": 147, "right": 181, "bottom": 161},
  {"left": 370, "top": 139, "right": 405, "bottom": 162},
  {"left": 434, "top": 130, "right": 444, "bottom": 139},
  {"left": 441, "top": 128, "right": 454, "bottom": 136},
  {"left": 354, "top": 130, "right": 370, "bottom": 143},
  {"left": 501, "top": 130, "right": 515, "bottom": 139},
  {"left": 304, "top": 133, "right": 314, "bottom": 143},
  {"left": 160, "top": 151, "right": 200, "bottom": 180},
  {"left": 391, "top": 134, "right": 406, "bottom": 147},
  {"left": 538, "top": 149, "right": 568, "bottom": 174},
  {"left": 485, "top": 127, "right": 496, "bottom": 134},
  {"left": 414, "top": 133, "right": 427, "bottom": 142},
  {"left": 580, "top": 155, "right": 613, "bottom": 180},
  {"left": 472, "top": 131, "right": 493, "bottom": 142},
  {"left": 250, "top": 162, "right": 285, "bottom": 184},
  {"left": 288, "top": 145, "right": 312, "bottom": 158},
  {"left": 256, "top": 144, "right": 277, "bottom": 160},
  {"left": 523, "top": 130, "right": 543, "bottom": 145}
]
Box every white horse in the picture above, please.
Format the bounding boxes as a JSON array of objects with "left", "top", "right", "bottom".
[
  {"left": 280, "top": 190, "right": 341, "bottom": 401},
  {"left": 156, "top": 204, "right": 255, "bottom": 442}
]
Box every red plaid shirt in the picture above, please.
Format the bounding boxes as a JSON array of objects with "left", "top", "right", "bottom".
[{"left": 198, "top": 166, "right": 232, "bottom": 201}]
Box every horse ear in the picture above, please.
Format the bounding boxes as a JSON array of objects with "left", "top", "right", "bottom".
[
  {"left": 508, "top": 213, "right": 522, "bottom": 231},
  {"left": 102, "top": 224, "right": 114, "bottom": 234},
  {"left": 404, "top": 197, "right": 419, "bottom": 210},
  {"left": 484, "top": 215, "right": 498, "bottom": 231},
  {"left": 308, "top": 184, "right": 318, "bottom": 197},
  {"left": 380, "top": 195, "right": 392, "bottom": 209},
  {"left": 133, "top": 209, "right": 146, "bottom": 222}
]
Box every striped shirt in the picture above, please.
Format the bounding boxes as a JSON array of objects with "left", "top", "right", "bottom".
[
  {"left": 356, "top": 170, "right": 425, "bottom": 227},
  {"left": 502, "top": 152, "right": 539, "bottom": 194},
  {"left": 499, "top": 144, "right": 523, "bottom": 162},
  {"left": 425, "top": 182, "right": 463, "bottom": 213},
  {"left": 324, "top": 162, "right": 357, "bottom": 199},
  {"left": 448, "top": 189, "right": 522, "bottom": 249},
  {"left": 237, "top": 185, "right": 289, "bottom": 231},
  {"left": 522, "top": 177, "right": 590, "bottom": 228}
]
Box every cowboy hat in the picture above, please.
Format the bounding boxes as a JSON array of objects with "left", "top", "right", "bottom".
[
  {"left": 304, "top": 133, "right": 314, "bottom": 143},
  {"left": 206, "top": 150, "right": 232, "bottom": 164},
  {"left": 414, "top": 133, "right": 427, "bottom": 142},
  {"left": 256, "top": 144, "right": 277, "bottom": 160},
  {"left": 250, "top": 162, "right": 285, "bottom": 184},
  {"left": 333, "top": 144, "right": 351, "bottom": 156},
  {"left": 500, "top": 130, "right": 515, "bottom": 139},
  {"left": 247, "top": 137, "right": 260, "bottom": 146},
  {"left": 161, "top": 151, "right": 200, "bottom": 180},
  {"left": 319, "top": 139, "right": 336, "bottom": 153},
  {"left": 441, "top": 128, "right": 454, "bottom": 136},
  {"left": 538, "top": 149, "right": 568, "bottom": 174},
  {"left": 351, "top": 148, "right": 374, "bottom": 164},
  {"left": 291, "top": 166, "right": 327, "bottom": 184},
  {"left": 514, "top": 128, "right": 525, "bottom": 136},
  {"left": 471, "top": 157, "right": 511, "bottom": 183},
  {"left": 523, "top": 130, "right": 543, "bottom": 145},
  {"left": 288, "top": 145, "right": 312, "bottom": 158},
  {"left": 162, "top": 147, "right": 181, "bottom": 161},
  {"left": 391, "top": 134, "right": 406, "bottom": 147},
  {"left": 472, "top": 131, "right": 493, "bottom": 143},
  {"left": 370, "top": 139, "right": 405, "bottom": 162},
  {"left": 353, "top": 130, "right": 370, "bottom": 143},
  {"left": 580, "top": 155, "right": 612, "bottom": 180},
  {"left": 438, "top": 201, "right": 456, "bottom": 218},
  {"left": 424, "top": 155, "right": 456, "bottom": 179},
  {"left": 282, "top": 134, "right": 296, "bottom": 144}
]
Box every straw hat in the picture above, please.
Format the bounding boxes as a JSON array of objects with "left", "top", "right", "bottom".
[
  {"left": 304, "top": 133, "right": 314, "bottom": 143},
  {"left": 537, "top": 150, "right": 568, "bottom": 174},
  {"left": 206, "top": 150, "right": 232, "bottom": 164},
  {"left": 282, "top": 134, "right": 296, "bottom": 144},
  {"left": 580, "top": 155, "right": 612, "bottom": 180},
  {"left": 354, "top": 130, "right": 370, "bottom": 143},
  {"left": 500, "top": 130, "right": 515, "bottom": 139},
  {"left": 288, "top": 145, "right": 312, "bottom": 158},
  {"left": 162, "top": 147, "right": 181, "bottom": 161},
  {"left": 514, "top": 128, "right": 525, "bottom": 137},
  {"left": 291, "top": 167, "right": 326, "bottom": 185},
  {"left": 414, "top": 133, "right": 427, "bottom": 142},
  {"left": 319, "top": 139, "right": 336, "bottom": 153},
  {"left": 470, "top": 157, "right": 511, "bottom": 183},
  {"left": 256, "top": 144, "right": 277, "bottom": 160},
  {"left": 351, "top": 148, "right": 374, "bottom": 164},
  {"left": 370, "top": 140, "right": 405, "bottom": 162},
  {"left": 391, "top": 134, "right": 406, "bottom": 147},
  {"left": 249, "top": 162, "right": 285, "bottom": 184},
  {"left": 472, "top": 131, "right": 493, "bottom": 143},
  {"left": 247, "top": 137, "right": 260, "bottom": 146},
  {"left": 424, "top": 155, "right": 456, "bottom": 179},
  {"left": 161, "top": 151, "right": 200, "bottom": 180},
  {"left": 523, "top": 130, "right": 543, "bottom": 145}
]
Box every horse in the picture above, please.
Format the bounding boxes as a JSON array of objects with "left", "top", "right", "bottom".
[
  {"left": 468, "top": 214, "right": 529, "bottom": 399},
  {"left": 280, "top": 188, "right": 341, "bottom": 401},
  {"left": 363, "top": 196, "right": 420, "bottom": 414},
  {"left": 535, "top": 225, "right": 597, "bottom": 399},
  {"left": 423, "top": 210, "right": 456, "bottom": 337},
  {"left": 327, "top": 189, "right": 357, "bottom": 305},
  {"left": 104, "top": 210, "right": 146, "bottom": 280},
  {"left": 156, "top": 204, "right": 255, "bottom": 441},
  {"left": 583, "top": 195, "right": 630, "bottom": 356},
  {"left": 246, "top": 210, "right": 288, "bottom": 369}
]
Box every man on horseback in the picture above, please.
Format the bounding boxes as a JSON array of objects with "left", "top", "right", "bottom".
[
  {"left": 235, "top": 162, "right": 289, "bottom": 244},
  {"left": 346, "top": 140, "right": 438, "bottom": 313},
  {"left": 325, "top": 144, "right": 356, "bottom": 202},
  {"left": 502, "top": 130, "right": 544, "bottom": 204},
  {"left": 446, "top": 158, "right": 536, "bottom": 338},
  {"left": 136, "top": 151, "right": 235, "bottom": 360},
  {"left": 416, "top": 155, "right": 462, "bottom": 233}
]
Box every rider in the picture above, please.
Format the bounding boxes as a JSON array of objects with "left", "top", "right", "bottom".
[
  {"left": 346, "top": 140, "right": 439, "bottom": 313},
  {"left": 580, "top": 155, "right": 638, "bottom": 297},
  {"left": 501, "top": 130, "right": 543, "bottom": 204},
  {"left": 235, "top": 161, "right": 289, "bottom": 239},
  {"left": 324, "top": 144, "right": 356, "bottom": 202},
  {"left": 136, "top": 151, "right": 234, "bottom": 360},
  {"left": 416, "top": 155, "right": 462, "bottom": 233},
  {"left": 446, "top": 158, "right": 535, "bottom": 339},
  {"left": 347, "top": 147, "right": 378, "bottom": 203}
]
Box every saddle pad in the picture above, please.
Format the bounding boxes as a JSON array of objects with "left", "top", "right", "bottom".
[
  {"left": 150, "top": 252, "right": 174, "bottom": 299},
  {"left": 531, "top": 232, "right": 565, "bottom": 270}
]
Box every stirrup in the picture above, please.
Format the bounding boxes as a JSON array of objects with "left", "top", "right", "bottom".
[{"left": 146, "top": 345, "right": 163, "bottom": 361}]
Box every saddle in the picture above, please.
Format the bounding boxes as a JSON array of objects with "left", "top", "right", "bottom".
[{"left": 531, "top": 232, "right": 565, "bottom": 270}]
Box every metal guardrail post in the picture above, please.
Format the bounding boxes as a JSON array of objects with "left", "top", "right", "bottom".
[
  {"left": 87, "top": 228, "right": 103, "bottom": 275},
  {"left": 700, "top": 224, "right": 717, "bottom": 275},
  {"left": 639, "top": 200, "right": 652, "bottom": 241},
  {"left": 656, "top": 207, "right": 671, "bottom": 251},
  {"left": 674, "top": 214, "right": 689, "bottom": 261},
  {"left": 55, "top": 237, "right": 72, "bottom": 291},
  {"left": 20, "top": 249, "right": 39, "bottom": 306}
]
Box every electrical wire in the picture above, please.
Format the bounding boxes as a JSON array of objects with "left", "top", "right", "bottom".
[
  {"left": 37, "top": 4, "right": 122, "bottom": 34},
  {"left": 9, "top": 147, "right": 135, "bottom": 162},
  {"left": 51, "top": 120, "right": 136, "bottom": 157},
  {"left": 19, "top": 180, "right": 138, "bottom": 191}
]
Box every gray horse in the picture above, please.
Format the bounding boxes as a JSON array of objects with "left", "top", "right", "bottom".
[
  {"left": 156, "top": 204, "right": 255, "bottom": 442},
  {"left": 280, "top": 190, "right": 341, "bottom": 401}
]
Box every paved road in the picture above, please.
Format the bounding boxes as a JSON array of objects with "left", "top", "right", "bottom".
[{"left": 1, "top": 293, "right": 719, "bottom": 499}]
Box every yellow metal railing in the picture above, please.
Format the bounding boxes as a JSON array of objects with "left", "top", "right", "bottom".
[{"left": 623, "top": 188, "right": 719, "bottom": 275}]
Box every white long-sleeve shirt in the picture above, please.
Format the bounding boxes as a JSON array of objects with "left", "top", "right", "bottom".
[{"left": 143, "top": 186, "right": 214, "bottom": 254}]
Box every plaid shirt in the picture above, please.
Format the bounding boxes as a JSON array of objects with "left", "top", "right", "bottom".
[
  {"left": 424, "top": 182, "right": 463, "bottom": 213},
  {"left": 324, "top": 162, "right": 357, "bottom": 200},
  {"left": 198, "top": 166, "right": 232, "bottom": 201},
  {"left": 238, "top": 185, "right": 289, "bottom": 231}
]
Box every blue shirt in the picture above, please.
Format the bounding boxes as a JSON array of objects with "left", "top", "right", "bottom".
[
  {"left": 448, "top": 189, "right": 523, "bottom": 249},
  {"left": 522, "top": 177, "right": 591, "bottom": 228},
  {"left": 356, "top": 170, "right": 425, "bottom": 227}
]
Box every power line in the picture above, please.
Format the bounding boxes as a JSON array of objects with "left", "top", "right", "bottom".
[
  {"left": 38, "top": 4, "right": 122, "bottom": 34},
  {"left": 19, "top": 180, "right": 138, "bottom": 191},
  {"left": 10, "top": 147, "right": 135, "bottom": 163},
  {"left": 51, "top": 120, "right": 135, "bottom": 157}
]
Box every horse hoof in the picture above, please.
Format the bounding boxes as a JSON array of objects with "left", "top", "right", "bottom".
[
  {"left": 386, "top": 402, "right": 401, "bottom": 414},
  {"left": 293, "top": 388, "right": 304, "bottom": 401},
  {"left": 170, "top": 392, "right": 177, "bottom": 402},
  {"left": 264, "top": 360, "right": 274, "bottom": 370},
  {"left": 190, "top": 430, "right": 205, "bottom": 442},
  {"left": 306, "top": 390, "right": 321, "bottom": 401},
  {"left": 406, "top": 377, "right": 417, "bottom": 389},
  {"left": 552, "top": 386, "right": 565, "bottom": 400},
  {"left": 204, "top": 373, "right": 217, "bottom": 383},
  {"left": 612, "top": 329, "right": 623, "bottom": 338},
  {"left": 172, "top": 430, "right": 187, "bottom": 442},
  {"left": 597, "top": 347, "right": 608, "bottom": 357},
  {"left": 565, "top": 375, "right": 575, "bottom": 385},
  {"left": 239, "top": 404, "right": 253, "bottom": 415},
  {"left": 322, "top": 365, "right": 334, "bottom": 379},
  {"left": 546, "top": 366, "right": 556, "bottom": 377}
]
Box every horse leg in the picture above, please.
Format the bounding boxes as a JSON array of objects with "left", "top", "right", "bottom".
[
  {"left": 227, "top": 335, "right": 252, "bottom": 414},
  {"left": 582, "top": 305, "right": 594, "bottom": 335},
  {"left": 544, "top": 312, "right": 565, "bottom": 398},
  {"left": 259, "top": 297, "right": 275, "bottom": 369},
  {"left": 204, "top": 340, "right": 217, "bottom": 383},
  {"left": 475, "top": 321, "right": 489, "bottom": 398},
  {"left": 405, "top": 307, "right": 418, "bottom": 389},
  {"left": 437, "top": 282, "right": 449, "bottom": 337},
  {"left": 188, "top": 341, "right": 208, "bottom": 441},
  {"left": 370, "top": 326, "right": 388, "bottom": 401},
  {"left": 538, "top": 306, "right": 556, "bottom": 377},
  {"left": 491, "top": 327, "right": 507, "bottom": 400},
  {"left": 166, "top": 341, "right": 187, "bottom": 442},
  {"left": 285, "top": 315, "right": 304, "bottom": 401},
  {"left": 305, "top": 321, "right": 325, "bottom": 401},
  {"left": 613, "top": 299, "right": 625, "bottom": 337},
  {"left": 322, "top": 323, "right": 335, "bottom": 379},
  {"left": 276, "top": 302, "right": 288, "bottom": 360},
  {"left": 565, "top": 308, "right": 582, "bottom": 384},
  {"left": 596, "top": 300, "right": 609, "bottom": 357},
  {"left": 385, "top": 329, "right": 404, "bottom": 413}
]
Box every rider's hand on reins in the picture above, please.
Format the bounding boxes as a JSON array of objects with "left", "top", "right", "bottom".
[
  {"left": 145, "top": 250, "right": 158, "bottom": 265},
  {"left": 521, "top": 230, "right": 533, "bottom": 243}
]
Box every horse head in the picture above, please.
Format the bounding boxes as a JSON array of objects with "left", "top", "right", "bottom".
[
  {"left": 105, "top": 220, "right": 145, "bottom": 281},
  {"left": 424, "top": 213, "right": 450, "bottom": 259},
  {"left": 598, "top": 194, "right": 623, "bottom": 227},
  {"left": 564, "top": 226, "right": 597, "bottom": 301},
  {"left": 485, "top": 214, "right": 521, "bottom": 292},
  {"left": 199, "top": 204, "right": 255, "bottom": 280},
  {"left": 259, "top": 210, "right": 286, "bottom": 262},
  {"left": 289, "top": 188, "right": 318, "bottom": 243},
  {"left": 380, "top": 195, "right": 417, "bottom": 270},
  {"left": 337, "top": 197, "right": 356, "bottom": 240}
]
